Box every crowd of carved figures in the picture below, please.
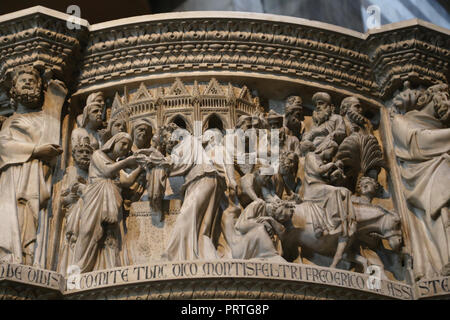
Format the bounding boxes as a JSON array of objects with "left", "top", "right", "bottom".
[{"left": 0, "top": 65, "right": 449, "bottom": 282}]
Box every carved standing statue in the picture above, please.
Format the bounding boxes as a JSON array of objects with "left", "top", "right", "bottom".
[
  {"left": 0, "top": 66, "right": 67, "bottom": 266},
  {"left": 101, "top": 115, "right": 128, "bottom": 145},
  {"left": 72, "top": 132, "right": 143, "bottom": 273},
  {"left": 203, "top": 128, "right": 238, "bottom": 196},
  {"left": 392, "top": 83, "right": 450, "bottom": 279},
  {"left": 120, "top": 119, "right": 153, "bottom": 211},
  {"left": 350, "top": 176, "right": 404, "bottom": 278},
  {"left": 273, "top": 151, "right": 302, "bottom": 202},
  {"left": 335, "top": 96, "right": 384, "bottom": 192}
]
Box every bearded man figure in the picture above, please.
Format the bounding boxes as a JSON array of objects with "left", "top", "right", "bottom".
[
  {"left": 301, "top": 92, "right": 346, "bottom": 154},
  {"left": 335, "top": 96, "right": 384, "bottom": 191},
  {"left": 0, "top": 66, "right": 66, "bottom": 266},
  {"left": 392, "top": 83, "right": 450, "bottom": 279},
  {"left": 72, "top": 92, "right": 105, "bottom": 150},
  {"left": 58, "top": 136, "right": 93, "bottom": 275}
]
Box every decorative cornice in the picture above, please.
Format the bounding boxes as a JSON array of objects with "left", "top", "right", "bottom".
[
  {"left": 0, "top": 8, "right": 448, "bottom": 114},
  {"left": 367, "top": 24, "right": 450, "bottom": 98}
]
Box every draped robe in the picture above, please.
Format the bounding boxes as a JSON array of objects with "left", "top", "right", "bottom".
[
  {"left": 303, "top": 152, "right": 356, "bottom": 237},
  {"left": 392, "top": 110, "right": 450, "bottom": 278},
  {"left": 0, "top": 111, "right": 51, "bottom": 266}
]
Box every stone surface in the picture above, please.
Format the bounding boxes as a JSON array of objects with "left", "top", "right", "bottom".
[
  {"left": 0, "top": 6, "right": 448, "bottom": 300},
  {"left": 126, "top": 201, "right": 179, "bottom": 264}
]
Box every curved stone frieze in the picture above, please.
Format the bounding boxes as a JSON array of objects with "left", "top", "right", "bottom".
[{"left": 0, "top": 261, "right": 416, "bottom": 300}]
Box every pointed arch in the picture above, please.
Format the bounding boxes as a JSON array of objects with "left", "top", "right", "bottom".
[
  {"left": 202, "top": 113, "right": 229, "bottom": 133},
  {"left": 166, "top": 114, "right": 193, "bottom": 133}
]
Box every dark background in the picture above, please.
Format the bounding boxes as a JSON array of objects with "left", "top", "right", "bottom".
[{"left": 1, "top": 0, "right": 449, "bottom": 32}]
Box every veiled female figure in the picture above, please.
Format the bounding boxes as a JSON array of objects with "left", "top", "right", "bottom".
[{"left": 72, "top": 132, "right": 142, "bottom": 273}]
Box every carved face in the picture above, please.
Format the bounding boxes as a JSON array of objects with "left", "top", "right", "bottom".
[
  {"left": 313, "top": 99, "right": 333, "bottom": 125},
  {"left": 433, "top": 90, "right": 450, "bottom": 127},
  {"left": 273, "top": 205, "right": 293, "bottom": 224},
  {"left": 87, "top": 105, "right": 103, "bottom": 127},
  {"left": 163, "top": 131, "right": 179, "bottom": 155},
  {"left": 112, "top": 137, "right": 132, "bottom": 159},
  {"left": 110, "top": 119, "right": 127, "bottom": 137},
  {"left": 203, "top": 129, "right": 223, "bottom": 148},
  {"left": 133, "top": 124, "right": 152, "bottom": 149},
  {"left": 285, "top": 109, "right": 303, "bottom": 133},
  {"left": 280, "top": 153, "right": 298, "bottom": 175},
  {"left": 346, "top": 102, "right": 367, "bottom": 126},
  {"left": 388, "top": 234, "right": 403, "bottom": 252},
  {"left": 73, "top": 146, "right": 93, "bottom": 171},
  {"left": 359, "top": 178, "right": 378, "bottom": 199},
  {"left": 12, "top": 72, "right": 42, "bottom": 109}
]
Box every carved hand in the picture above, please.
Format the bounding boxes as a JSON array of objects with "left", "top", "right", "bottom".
[
  {"left": 64, "top": 192, "right": 79, "bottom": 206},
  {"left": 260, "top": 220, "right": 275, "bottom": 237},
  {"left": 125, "top": 154, "right": 139, "bottom": 167},
  {"left": 133, "top": 154, "right": 148, "bottom": 167},
  {"left": 32, "top": 144, "right": 63, "bottom": 161},
  {"left": 104, "top": 214, "right": 118, "bottom": 225},
  {"left": 287, "top": 193, "right": 302, "bottom": 204},
  {"left": 228, "top": 179, "right": 238, "bottom": 191}
]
